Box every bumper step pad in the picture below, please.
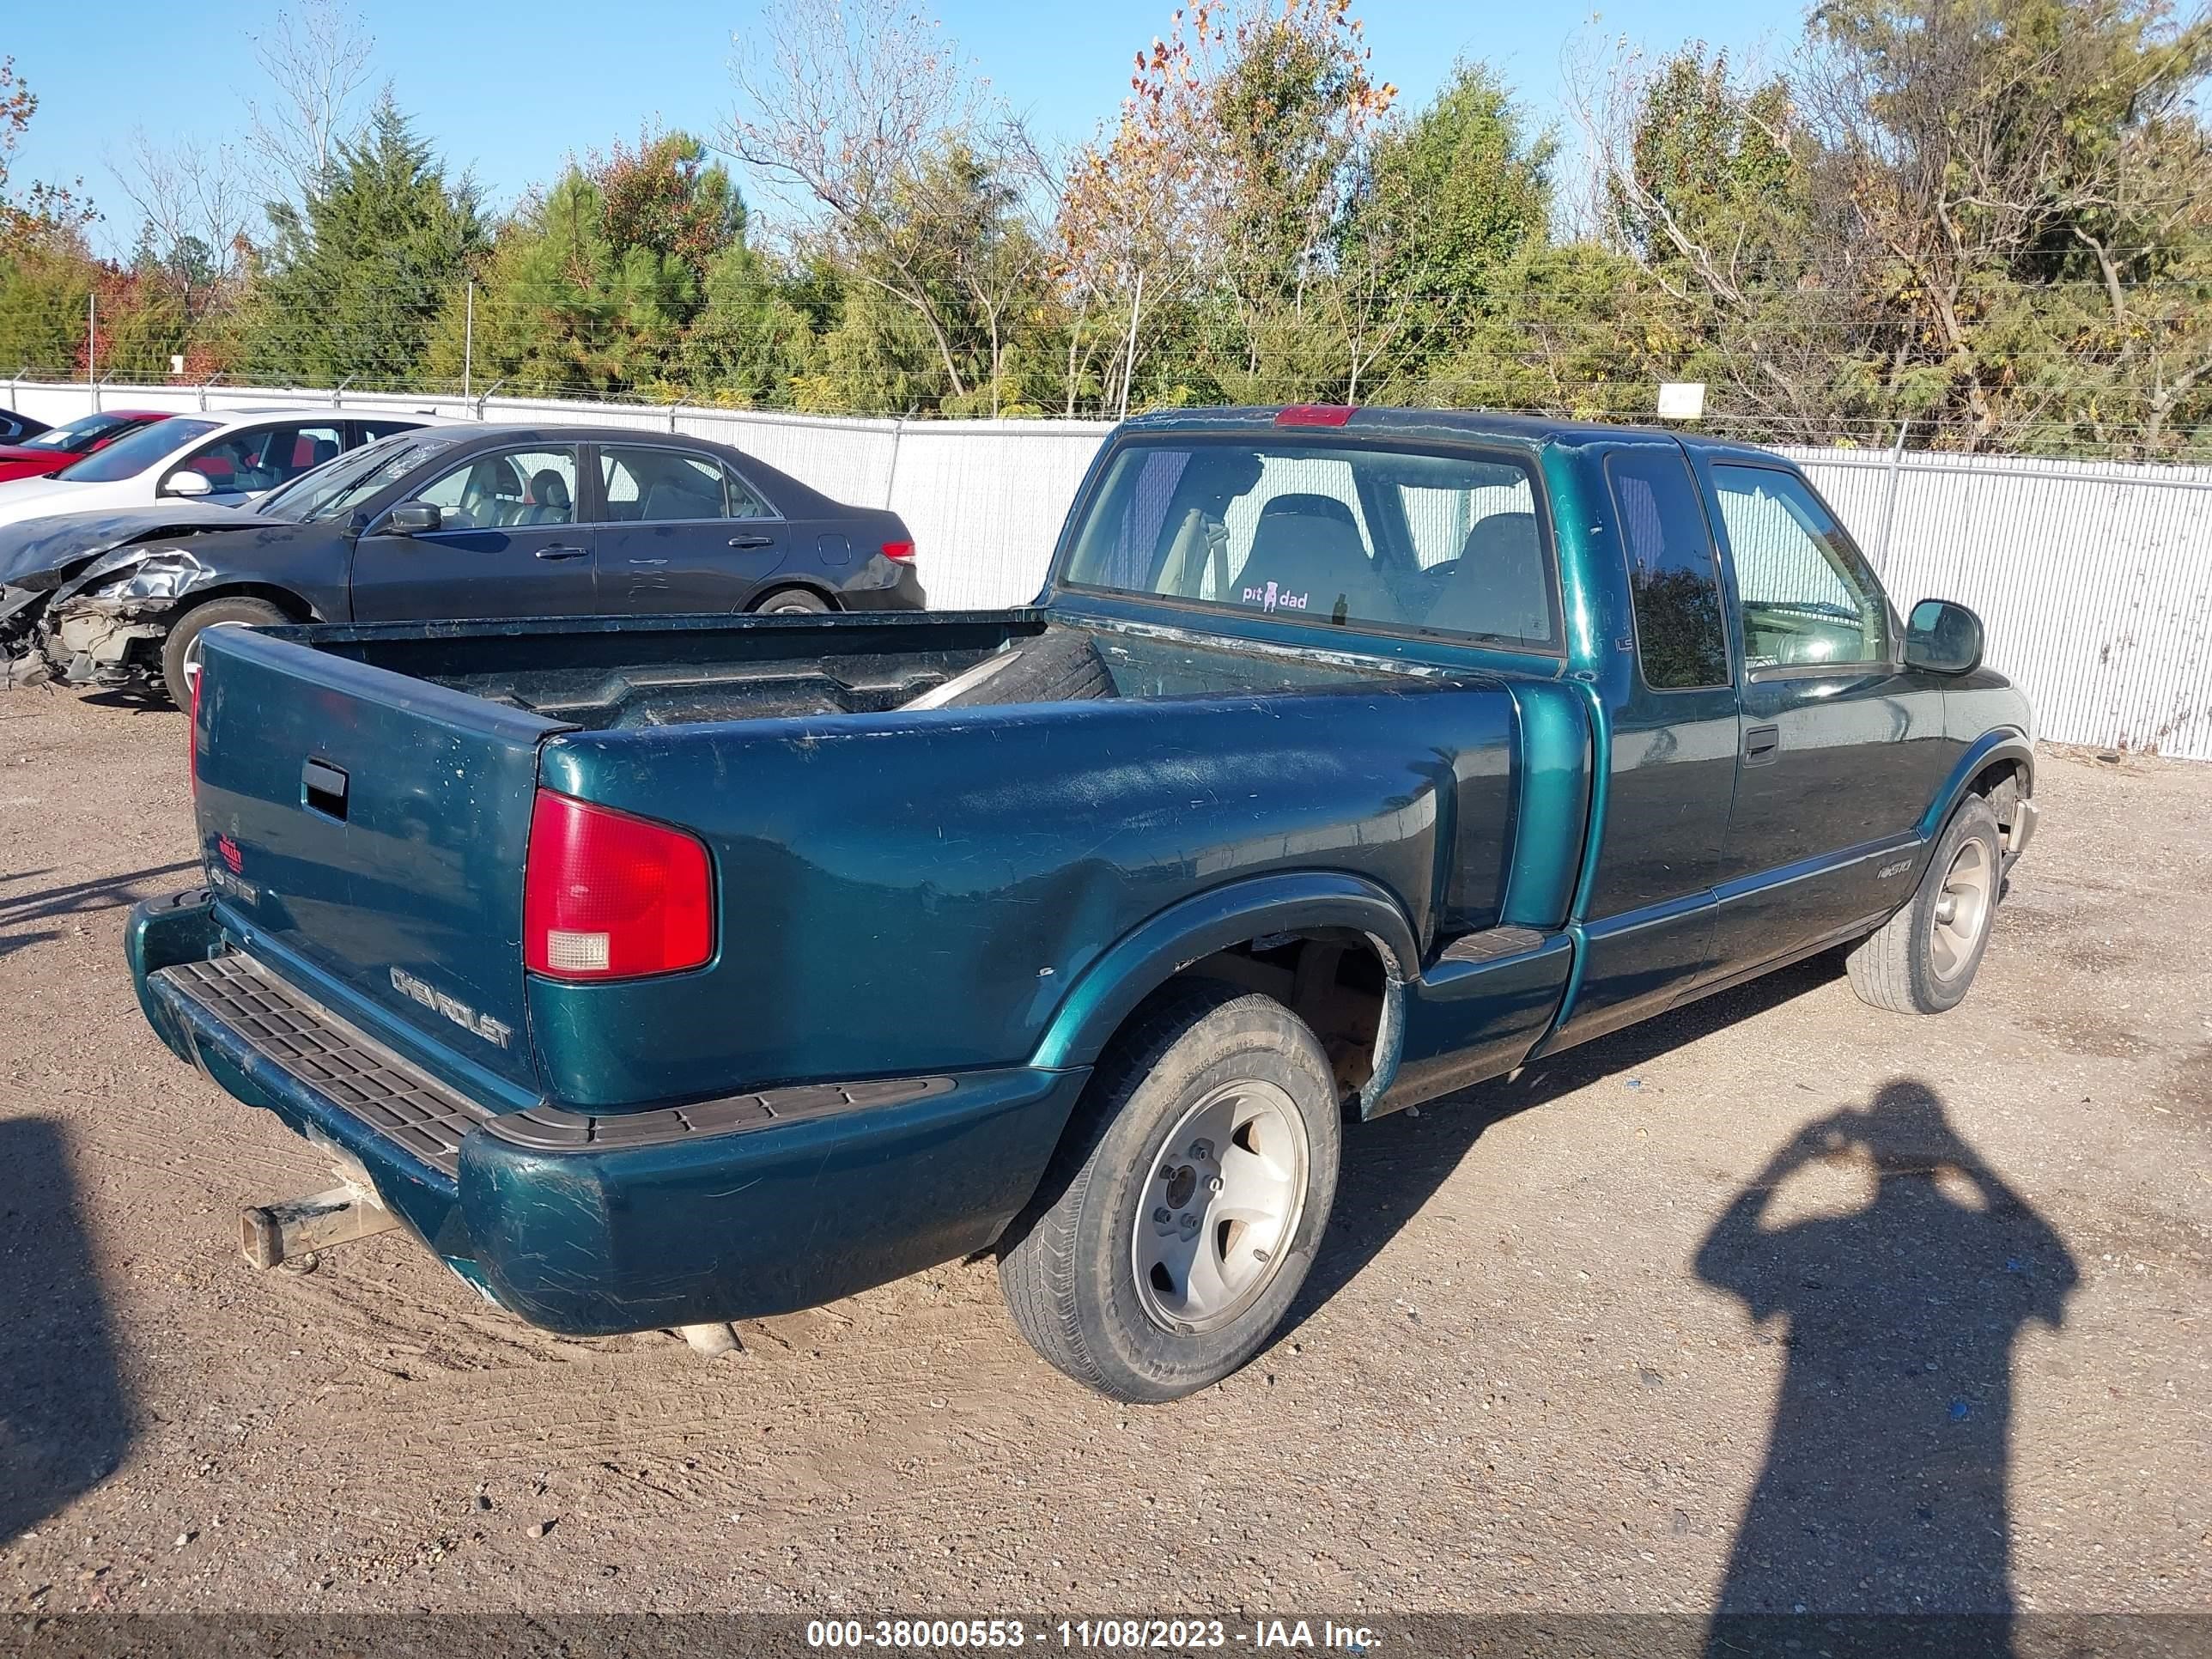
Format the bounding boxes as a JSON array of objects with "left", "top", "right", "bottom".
[
  {"left": 156, "top": 955, "right": 494, "bottom": 1177},
  {"left": 155, "top": 953, "right": 960, "bottom": 1172}
]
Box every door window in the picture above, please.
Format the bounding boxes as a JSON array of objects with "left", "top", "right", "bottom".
[
  {"left": 414, "top": 447, "right": 579, "bottom": 529},
  {"left": 598, "top": 447, "right": 748, "bottom": 522},
  {"left": 176, "top": 423, "right": 343, "bottom": 495},
  {"left": 1711, "top": 465, "right": 1889, "bottom": 670},
  {"left": 1606, "top": 449, "right": 1729, "bottom": 689}
]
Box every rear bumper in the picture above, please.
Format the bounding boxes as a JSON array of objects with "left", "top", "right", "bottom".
[
  {"left": 839, "top": 558, "right": 927, "bottom": 611},
  {"left": 128, "top": 890, "right": 1086, "bottom": 1334}
]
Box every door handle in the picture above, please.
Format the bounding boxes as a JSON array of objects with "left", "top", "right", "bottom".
[
  {"left": 534, "top": 545, "right": 588, "bottom": 561},
  {"left": 302, "top": 758, "right": 348, "bottom": 821},
  {"left": 1743, "top": 723, "right": 1782, "bottom": 765},
  {"left": 726, "top": 533, "right": 777, "bottom": 550}
]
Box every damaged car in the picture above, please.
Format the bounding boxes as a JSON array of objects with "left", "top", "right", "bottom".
[
  {"left": 1, "top": 422, "right": 923, "bottom": 705},
  {"left": 0, "top": 427, "right": 470, "bottom": 702}
]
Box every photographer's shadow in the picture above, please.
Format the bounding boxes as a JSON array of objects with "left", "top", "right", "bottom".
[{"left": 1697, "top": 1079, "right": 2076, "bottom": 1650}]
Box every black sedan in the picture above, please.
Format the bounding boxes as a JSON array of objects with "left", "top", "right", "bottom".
[{"left": 0, "top": 423, "right": 923, "bottom": 704}]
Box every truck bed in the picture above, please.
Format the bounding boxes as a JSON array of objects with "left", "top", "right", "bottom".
[
  {"left": 191, "top": 606, "right": 1557, "bottom": 1118},
  {"left": 294, "top": 609, "right": 1425, "bottom": 730}
]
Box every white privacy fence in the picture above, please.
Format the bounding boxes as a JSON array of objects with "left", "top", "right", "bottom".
[{"left": 12, "top": 380, "right": 2211, "bottom": 759}]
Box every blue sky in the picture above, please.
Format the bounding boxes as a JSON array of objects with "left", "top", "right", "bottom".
[{"left": 9, "top": 0, "right": 1793, "bottom": 253}]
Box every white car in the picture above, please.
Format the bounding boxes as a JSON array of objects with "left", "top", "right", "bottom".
[{"left": 0, "top": 407, "right": 435, "bottom": 528}]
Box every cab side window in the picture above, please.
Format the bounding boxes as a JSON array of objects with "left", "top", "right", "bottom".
[
  {"left": 1711, "top": 465, "right": 1890, "bottom": 670},
  {"left": 1607, "top": 449, "right": 1729, "bottom": 689}
]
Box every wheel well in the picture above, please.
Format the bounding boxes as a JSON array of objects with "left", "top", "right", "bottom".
[
  {"left": 1969, "top": 758, "right": 2027, "bottom": 835},
  {"left": 750, "top": 581, "right": 840, "bottom": 611},
  {"left": 179, "top": 584, "right": 315, "bottom": 623},
  {"left": 1163, "top": 929, "right": 1395, "bottom": 1107}
]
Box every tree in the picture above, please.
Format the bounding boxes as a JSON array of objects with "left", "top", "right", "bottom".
[
  {"left": 682, "top": 240, "right": 817, "bottom": 406},
  {"left": 724, "top": 0, "right": 1048, "bottom": 410},
  {"left": 245, "top": 0, "right": 380, "bottom": 210},
  {"left": 1804, "top": 0, "right": 2212, "bottom": 452},
  {"left": 0, "top": 57, "right": 96, "bottom": 253},
  {"left": 107, "top": 131, "right": 254, "bottom": 325},
  {"left": 595, "top": 130, "right": 746, "bottom": 283},
  {"left": 242, "top": 95, "right": 483, "bottom": 388},
  {"left": 1053, "top": 0, "right": 1399, "bottom": 411},
  {"left": 428, "top": 132, "right": 744, "bottom": 398},
  {"left": 1339, "top": 63, "right": 1555, "bottom": 398}
]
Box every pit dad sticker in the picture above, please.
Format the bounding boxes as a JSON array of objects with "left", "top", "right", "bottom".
[{"left": 1241, "top": 580, "right": 1310, "bottom": 613}]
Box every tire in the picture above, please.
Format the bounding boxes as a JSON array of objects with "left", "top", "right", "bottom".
[
  {"left": 161, "top": 597, "right": 289, "bottom": 708},
  {"left": 934, "top": 629, "right": 1118, "bottom": 708},
  {"left": 996, "top": 981, "right": 1342, "bottom": 1402},
  {"left": 751, "top": 587, "right": 831, "bottom": 616},
  {"left": 1846, "top": 793, "right": 2002, "bottom": 1015}
]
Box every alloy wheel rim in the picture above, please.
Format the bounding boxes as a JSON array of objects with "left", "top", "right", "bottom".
[
  {"left": 180, "top": 620, "right": 247, "bottom": 692},
  {"left": 1929, "top": 836, "right": 1993, "bottom": 981},
  {"left": 1131, "top": 1078, "right": 1309, "bottom": 1335}
]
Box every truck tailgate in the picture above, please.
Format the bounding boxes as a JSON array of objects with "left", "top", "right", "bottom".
[{"left": 191, "top": 625, "right": 569, "bottom": 1094}]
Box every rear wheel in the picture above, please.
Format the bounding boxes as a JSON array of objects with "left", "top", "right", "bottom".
[
  {"left": 1846, "top": 794, "right": 2002, "bottom": 1014},
  {"left": 996, "top": 982, "right": 1341, "bottom": 1402},
  {"left": 161, "top": 597, "right": 289, "bottom": 708},
  {"left": 751, "top": 587, "right": 831, "bottom": 616}
]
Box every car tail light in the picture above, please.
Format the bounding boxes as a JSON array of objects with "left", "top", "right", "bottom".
[
  {"left": 882, "top": 538, "right": 915, "bottom": 561},
  {"left": 524, "top": 792, "right": 714, "bottom": 981},
  {"left": 1275, "top": 404, "right": 1355, "bottom": 427}
]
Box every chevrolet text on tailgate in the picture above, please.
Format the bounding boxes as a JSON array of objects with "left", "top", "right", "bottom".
[{"left": 129, "top": 406, "right": 2039, "bottom": 1401}]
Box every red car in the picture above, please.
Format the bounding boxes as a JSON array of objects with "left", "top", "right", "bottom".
[{"left": 0, "top": 410, "right": 175, "bottom": 484}]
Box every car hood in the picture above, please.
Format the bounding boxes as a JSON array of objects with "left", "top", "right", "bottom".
[
  {"left": 0, "top": 504, "right": 276, "bottom": 591},
  {"left": 0, "top": 445, "right": 64, "bottom": 465}
]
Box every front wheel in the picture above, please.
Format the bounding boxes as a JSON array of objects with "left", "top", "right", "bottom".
[
  {"left": 161, "top": 597, "right": 289, "bottom": 708},
  {"left": 1846, "top": 793, "right": 2002, "bottom": 1014},
  {"left": 996, "top": 982, "right": 1341, "bottom": 1402}
]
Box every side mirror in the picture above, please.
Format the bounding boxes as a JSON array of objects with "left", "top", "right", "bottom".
[
  {"left": 162, "top": 469, "right": 212, "bottom": 497},
  {"left": 386, "top": 501, "right": 442, "bottom": 536},
  {"left": 1904, "top": 599, "right": 1984, "bottom": 676}
]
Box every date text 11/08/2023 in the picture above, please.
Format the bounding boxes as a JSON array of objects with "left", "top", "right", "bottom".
[{"left": 804, "top": 1620, "right": 1380, "bottom": 1651}]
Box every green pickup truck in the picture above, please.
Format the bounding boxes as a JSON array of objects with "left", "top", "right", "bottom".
[{"left": 127, "top": 406, "right": 2039, "bottom": 1401}]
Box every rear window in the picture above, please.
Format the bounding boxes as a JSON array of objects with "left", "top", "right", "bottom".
[
  {"left": 1060, "top": 438, "right": 1558, "bottom": 650},
  {"left": 57, "top": 417, "right": 220, "bottom": 483},
  {"left": 21, "top": 412, "right": 161, "bottom": 453}
]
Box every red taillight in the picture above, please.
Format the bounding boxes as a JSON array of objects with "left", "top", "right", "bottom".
[
  {"left": 882, "top": 538, "right": 915, "bottom": 561},
  {"left": 524, "top": 792, "right": 714, "bottom": 981},
  {"left": 189, "top": 667, "right": 203, "bottom": 797},
  {"left": 1275, "top": 404, "right": 1355, "bottom": 427}
]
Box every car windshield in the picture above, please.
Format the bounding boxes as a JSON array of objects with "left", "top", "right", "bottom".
[
  {"left": 20, "top": 412, "right": 157, "bottom": 453},
  {"left": 255, "top": 428, "right": 462, "bottom": 522},
  {"left": 55, "top": 416, "right": 222, "bottom": 483},
  {"left": 1059, "top": 437, "right": 1560, "bottom": 649}
]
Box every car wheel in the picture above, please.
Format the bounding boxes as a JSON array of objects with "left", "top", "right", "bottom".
[
  {"left": 161, "top": 597, "right": 289, "bottom": 708},
  {"left": 752, "top": 587, "right": 831, "bottom": 616},
  {"left": 1846, "top": 794, "right": 2002, "bottom": 1015},
  {"left": 996, "top": 981, "right": 1341, "bottom": 1402}
]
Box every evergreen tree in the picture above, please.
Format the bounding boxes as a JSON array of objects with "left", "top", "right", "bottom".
[{"left": 241, "top": 94, "right": 484, "bottom": 387}]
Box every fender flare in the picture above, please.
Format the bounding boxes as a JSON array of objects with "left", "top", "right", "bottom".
[
  {"left": 1917, "top": 729, "right": 2034, "bottom": 841},
  {"left": 1029, "top": 872, "right": 1421, "bottom": 1099}
]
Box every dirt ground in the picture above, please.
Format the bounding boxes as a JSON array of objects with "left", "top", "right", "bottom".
[{"left": 1, "top": 687, "right": 2206, "bottom": 1623}]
